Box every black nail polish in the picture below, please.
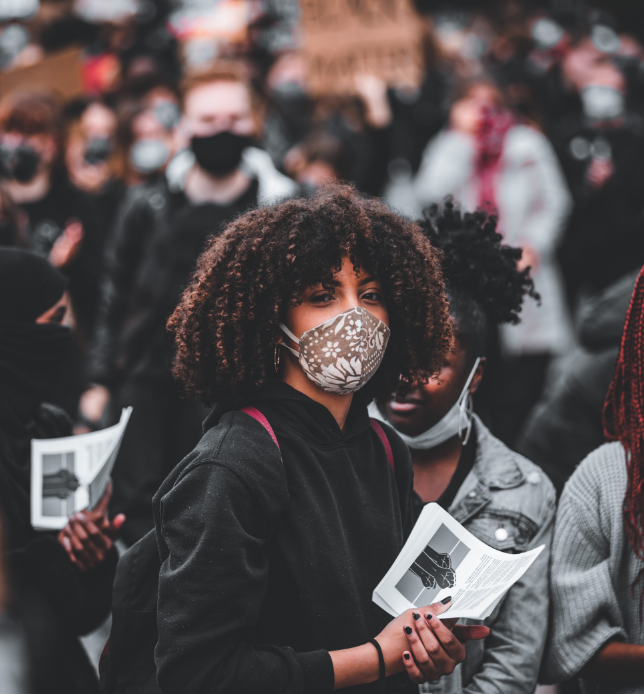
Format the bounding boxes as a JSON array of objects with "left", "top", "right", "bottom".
[
  {"left": 404, "top": 653, "right": 410, "bottom": 661},
  {"left": 441, "top": 595, "right": 452, "bottom": 604},
  {"left": 413, "top": 612, "right": 420, "bottom": 620},
  {"left": 404, "top": 626, "right": 413, "bottom": 634},
  {"left": 425, "top": 613, "right": 433, "bottom": 620}
]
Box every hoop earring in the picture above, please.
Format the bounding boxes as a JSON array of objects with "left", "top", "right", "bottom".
[{"left": 274, "top": 344, "right": 280, "bottom": 373}]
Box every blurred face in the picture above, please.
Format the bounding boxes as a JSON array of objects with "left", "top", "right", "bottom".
[
  {"left": 183, "top": 80, "right": 257, "bottom": 139},
  {"left": 449, "top": 83, "right": 503, "bottom": 135},
  {"left": 381, "top": 335, "right": 483, "bottom": 437},
  {"left": 0, "top": 130, "right": 57, "bottom": 171},
  {"left": 35, "top": 291, "right": 69, "bottom": 325},
  {"left": 132, "top": 110, "right": 173, "bottom": 146},
  {"left": 81, "top": 103, "right": 117, "bottom": 140}
]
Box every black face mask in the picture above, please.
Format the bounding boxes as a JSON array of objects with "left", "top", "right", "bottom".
[
  {"left": 191, "top": 131, "right": 251, "bottom": 177},
  {"left": 0, "top": 143, "right": 40, "bottom": 183}
]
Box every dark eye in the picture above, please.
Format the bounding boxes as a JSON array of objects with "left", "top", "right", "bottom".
[
  {"left": 310, "top": 292, "right": 334, "bottom": 304},
  {"left": 362, "top": 290, "right": 382, "bottom": 303}
]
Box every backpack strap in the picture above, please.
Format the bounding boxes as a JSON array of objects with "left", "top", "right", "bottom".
[
  {"left": 370, "top": 419, "right": 395, "bottom": 472},
  {"left": 240, "top": 406, "right": 282, "bottom": 459}
]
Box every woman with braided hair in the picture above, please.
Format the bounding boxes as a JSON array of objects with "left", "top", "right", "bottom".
[
  {"left": 542, "top": 266, "right": 644, "bottom": 690},
  {"left": 371, "top": 201, "right": 556, "bottom": 694}
]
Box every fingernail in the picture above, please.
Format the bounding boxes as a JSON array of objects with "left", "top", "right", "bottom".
[
  {"left": 425, "top": 613, "right": 433, "bottom": 620},
  {"left": 404, "top": 626, "right": 413, "bottom": 634},
  {"left": 404, "top": 653, "right": 410, "bottom": 661},
  {"left": 413, "top": 612, "right": 420, "bottom": 620},
  {"left": 441, "top": 596, "right": 452, "bottom": 604}
]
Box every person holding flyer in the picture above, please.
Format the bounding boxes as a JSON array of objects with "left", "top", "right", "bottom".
[
  {"left": 0, "top": 248, "right": 123, "bottom": 694},
  {"left": 372, "top": 202, "right": 556, "bottom": 693},
  {"left": 152, "top": 186, "right": 489, "bottom": 694}
]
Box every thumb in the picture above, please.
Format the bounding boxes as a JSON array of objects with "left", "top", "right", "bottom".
[
  {"left": 452, "top": 625, "right": 491, "bottom": 643},
  {"left": 94, "top": 481, "right": 113, "bottom": 516}
]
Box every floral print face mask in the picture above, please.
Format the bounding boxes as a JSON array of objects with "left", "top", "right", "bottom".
[{"left": 279, "top": 306, "right": 390, "bottom": 394}]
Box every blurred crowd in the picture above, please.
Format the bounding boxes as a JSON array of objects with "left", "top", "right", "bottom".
[{"left": 1, "top": 0, "right": 644, "bottom": 691}]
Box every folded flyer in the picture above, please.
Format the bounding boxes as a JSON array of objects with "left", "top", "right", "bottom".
[
  {"left": 373, "top": 503, "right": 543, "bottom": 620},
  {"left": 30, "top": 407, "right": 132, "bottom": 530}
]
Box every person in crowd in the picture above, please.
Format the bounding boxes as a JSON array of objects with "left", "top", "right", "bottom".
[
  {"left": 541, "top": 266, "right": 644, "bottom": 691},
  {"left": 113, "top": 99, "right": 180, "bottom": 188},
  {"left": 84, "top": 61, "right": 296, "bottom": 544},
  {"left": 517, "top": 268, "right": 638, "bottom": 494},
  {"left": 287, "top": 130, "right": 351, "bottom": 190},
  {"left": 262, "top": 51, "right": 393, "bottom": 197},
  {"left": 552, "top": 60, "right": 644, "bottom": 302},
  {"left": 370, "top": 201, "right": 555, "bottom": 694},
  {"left": 0, "top": 91, "right": 105, "bottom": 343},
  {"left": 154, "top": 185, "right": 489, "bottom": 693},
  {"left": 414, "top": 78, "right": 573, "bottom": 446},
  {"left": 0, "top": 248, "right": 124, "bottom": 694},
  {"left": 64, "top": 99, "right": 125, "bottom": 234}
]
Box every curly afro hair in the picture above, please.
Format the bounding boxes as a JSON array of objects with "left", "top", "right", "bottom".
[
  {"left": 419, "top": 199, "right": 539, "bottom": 361},
  {"left": 168, "top": 185, "right": 452, "bottom": 403}
]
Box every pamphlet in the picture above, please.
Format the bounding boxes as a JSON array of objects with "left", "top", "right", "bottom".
[
  {"left": 30, "top": 407, "right": 132, "bottom": 530},
  {"left": 373, "top": 503, "right": 543, "bottom": 620}
]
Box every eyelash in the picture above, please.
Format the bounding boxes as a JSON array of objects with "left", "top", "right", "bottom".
[{"left": 309, "top": 289, "right": 382, "bottom": 303}]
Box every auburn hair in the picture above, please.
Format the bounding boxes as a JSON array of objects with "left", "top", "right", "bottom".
[{"left": 604, "top": 266, "right": 644, "bottom": 599}]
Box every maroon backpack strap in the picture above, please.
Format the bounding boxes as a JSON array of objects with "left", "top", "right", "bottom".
[
  {"left": 240, "top": 406, "right": 281, "bottom": 459},
  {"left": 240, "top": 406, "right": 281, "bottom": 547},
  {"left": 370, "top": 419, "right": 395, "bottom": 472}
]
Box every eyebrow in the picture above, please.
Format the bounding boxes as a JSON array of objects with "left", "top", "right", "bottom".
[{"left": 358, "top": 276, "right": 378, "bottom": 286}]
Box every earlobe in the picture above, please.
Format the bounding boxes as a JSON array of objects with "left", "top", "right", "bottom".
[{"left": 470, "top": 358, "right": 486, "bottom": 394}]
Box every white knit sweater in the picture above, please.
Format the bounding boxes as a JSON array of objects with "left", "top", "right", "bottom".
[{"left": 542, "top": 441, "right": 644, "bottom": 693}]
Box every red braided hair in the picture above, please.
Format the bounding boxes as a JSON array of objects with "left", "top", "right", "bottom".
[{"left": 603, "top": 266, "right": 644, "bottom": 590}]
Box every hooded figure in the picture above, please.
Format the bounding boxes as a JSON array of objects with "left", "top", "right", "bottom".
[{"left": 0, "top": 248, "right": 117, "bottom": 694}]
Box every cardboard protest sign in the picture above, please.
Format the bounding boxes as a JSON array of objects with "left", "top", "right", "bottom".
[
  {"left": 300, "top": 0, "right": 424, "bottom": 96},
  {"left": 0, "top": 47, "right": 83, "bottom": 100}
]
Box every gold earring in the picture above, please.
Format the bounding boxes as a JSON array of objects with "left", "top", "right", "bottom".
[{"left": 274, "top": 344, "right": 280, "bottom": 373}]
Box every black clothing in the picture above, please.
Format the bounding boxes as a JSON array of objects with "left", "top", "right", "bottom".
[
  {"left": 22, "top": 176, "right": 104, "bottom": 339},
  {"left": 487, "top": 354, "right": 551, "bottom": 449},
  {"left": 90, "top": 175, "right": 258, "bottom": 543},
  {"left": 411, "top": 431, "right": 478, "bottom": 522},
  {"left": 387, "top": 69, "right": 449, "bottom": 174},
  {"left": 153, "top": 381, "right": 415, "bottom": 694},
  {"left": 517, "top": 269, "right": 639, "bottom": 493},
  {"left": 0, "top": 248, "right": 72, "bottom": 463},
  {"left": 0, "top": 402, "right": 117, "bottom": 694},
  {"left": 107, "top": 376, "right": 207, "bottom": 545},
  {"left": 0, "top": 246, "right": 67, "bottom": 321},
  {"left": 552, "top": 115, "right": 644, "bottom": 297}
]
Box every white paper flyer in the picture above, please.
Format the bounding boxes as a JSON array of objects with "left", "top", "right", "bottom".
[
  {"left": 373, "top": 503, "right": 543, "bottom": 621},
  {"left": 30, "top": 407, "right": 132, "bottom": 530}
]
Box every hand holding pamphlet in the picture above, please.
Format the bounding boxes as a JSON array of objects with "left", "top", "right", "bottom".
[
  {"left": 373, "top": 503, "right": 543, "bottom": 620},
  {"left": 30, "top": 407, "right": 132, "bottom": 530}
]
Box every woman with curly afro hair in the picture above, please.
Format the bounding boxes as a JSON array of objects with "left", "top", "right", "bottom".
[
  {"left": 372, "top": 200, "right": 556, "bottom": 694},
  {"left": 151, "top": 185, "right": 489, "bottom": 694}
]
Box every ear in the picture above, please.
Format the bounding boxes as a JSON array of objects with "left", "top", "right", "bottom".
[{"left": 469, "top": 357, "right": 486, "bottom": 395}]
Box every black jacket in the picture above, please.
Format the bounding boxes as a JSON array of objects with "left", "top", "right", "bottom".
[
  {"left": 0, "top": 403, "right": 117, "bottom": 694},
  {"left": 152, "top": 381, "right": 415, "bottom": 694},
  {"left": 517, "top": 269, "right": 639, "bottom": 493}
]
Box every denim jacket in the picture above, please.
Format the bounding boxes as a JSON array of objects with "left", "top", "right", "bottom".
[{"left": 420, "top": 415, "right": 556, "bottom": 694}]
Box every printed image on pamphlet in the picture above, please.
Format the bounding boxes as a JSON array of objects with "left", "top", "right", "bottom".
[
  {"left": 373, "top": 503, "right": 543, "bottom": 621},
  {"left": 30, "top": 408, "right": 132, "bottom": 530}
]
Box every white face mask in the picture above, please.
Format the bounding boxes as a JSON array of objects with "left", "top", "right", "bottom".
[
  {"left": 581, "top": 86, "right": 625, "bottom": 122},
  {"left": 279, "top": 306, "right": 390, "bottom": 395},
  {"left": 371, "top": 357, "right": 481, "bottom": 449}
]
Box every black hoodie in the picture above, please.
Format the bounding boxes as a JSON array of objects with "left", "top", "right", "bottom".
[{"left": 152, "top": 381, "right": 415, "bottom": 694}]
